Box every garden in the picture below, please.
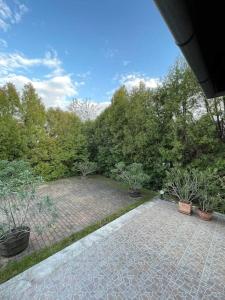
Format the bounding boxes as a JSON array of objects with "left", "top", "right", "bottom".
[
  {"left": 1, "top": 58, "right": 225, "bottom": 282},
  {"left": 0, "top": 159, "right": 155, "bottom": 283}
]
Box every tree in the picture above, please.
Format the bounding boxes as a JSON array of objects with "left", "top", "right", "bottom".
[
  {"left": 0, "top": 160, "right": 57, "bottom": 245},
  {"left": 0, "top": 83, "right": 21, "bottom": 117},
  {"left": 73, "top": 159, "right": 97, "bottom": 178},
  {"left": 21, "top": 83, "right": 46, "bottom": 129},
  {"left": 27, "top": 107, "right": 88, "bottom": 181},
  {"left": 111, "top": 162, "right": 149, "bottom": 196},
  {"left": 68, "top": 98, "right": 105, "bottom": 121},
  {"left": 21, "top": 83, "right": 47, "bottom": 161},
  {"left": 204, "top": 96, "right": 225, "bottom": 142},
  {"left": 93, "top": 87, "right": 129, "bottom": 173},
  {"left": 0, "top": 84, "right": 25, "bottom": 160}
]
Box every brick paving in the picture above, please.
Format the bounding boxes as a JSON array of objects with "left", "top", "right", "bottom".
[
  {"left": 0, "top": 176, "right": 136, "bottom": 267},
  {"left": 1, "top": 199, "right": 225, "bottom": 299}
]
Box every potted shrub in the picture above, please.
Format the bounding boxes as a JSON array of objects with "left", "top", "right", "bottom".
[
  {"left": 73, "top": 159, "right": 98, "bottom": 179},
  {"left": 196, "top": 171, "right": 222, "bottom": 221},
  {"left": 164, "top": 168, "right": 199, "bottom": 215},
  {"left": 111, "top": 162, "right": 149, "bottom": 197},
  {"left": 0, "top": 160, "right": 57, "bottom": 257},
  {"left": 197, "top": 197, "right": 216, "bottom": 221}
]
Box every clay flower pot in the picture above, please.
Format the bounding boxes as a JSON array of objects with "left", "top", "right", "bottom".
[
  {"left": 197, "top": 209, "right": 213, "bottom": 221},
  {"left": 178, "top": 201, "right": 192, "bottom": 215}
]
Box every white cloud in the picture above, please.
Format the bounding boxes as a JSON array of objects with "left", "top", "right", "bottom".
[
  {"left": 0, "top": 50, "right": 62, "bottom": 75},
  {"left": 0, "top": 50, "right": 81, "bottom": 108},
  {"left": 118, "top": 73, "right": 160, "bottom": 90},
  {"left": 0, "top": 0, "right": 28, "bottom": 31},
  {"left": 0, "top": 73, "right": 79, "bottom": 108}
]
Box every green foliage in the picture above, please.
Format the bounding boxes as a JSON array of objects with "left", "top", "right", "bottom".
[
  {"left": 111, "top": 162, "right": 150, "bottom": 191},
  {"left": 164, "top": 167, "right": 225, "bottom": 212},
  {"left": 2, "top": 57, "right": 225, "bottom": 199},
  {"left": 196, "top": 170, "right": 224, "bottom": 212},
  {"left": 32, "top": 108, "right": 88, "bottom": 180},
  {"left": 0, "top": 83, "right": 88, "bottom": 181},
  {"left": 0, "top": 84, "right": 25, "bottom": 160},
  {"left": 89, "top": 57, "right": 225, "bottom": 195},
  {"left": 73, "top": 159, "right": 98, "bottom": 177},
  {"left": 0, "top": 160, "right": 57, "bottom": 238},
  {"left": 164, "top": 167, "right": 199, "bottom": 203}
]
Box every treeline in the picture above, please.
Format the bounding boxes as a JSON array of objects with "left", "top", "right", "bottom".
[
  {"left": 87, "top": 59, "right": 225, "bottom": 189},
  {"left": 0, "top": 83, "right": 87, "bottom": 180},
  {"left": 1, "top": 59, "right": 225, "bottom": 188}
]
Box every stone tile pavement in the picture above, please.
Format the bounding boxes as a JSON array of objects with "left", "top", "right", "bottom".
[
  {"left": 0, "top": 176, "right": 137, "bottom": 267},
  {"left": 1, "top": 199, "right": 225, "bottom": 299}
]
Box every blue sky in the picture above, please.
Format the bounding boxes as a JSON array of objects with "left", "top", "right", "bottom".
[{"left": 0, "top": 0, "right": 180, "bottom": 109}]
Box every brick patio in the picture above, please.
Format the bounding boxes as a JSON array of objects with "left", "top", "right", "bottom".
[
  {"left": 0, "top": 176, "right": 136, "bottom": 267},
  {"left": 1, "top": 199, "right": 225, "bottom": 299}
]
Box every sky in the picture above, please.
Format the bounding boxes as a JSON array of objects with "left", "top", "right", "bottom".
[{"left": 0, "top": 0, "right": 180, "bottom": 110}]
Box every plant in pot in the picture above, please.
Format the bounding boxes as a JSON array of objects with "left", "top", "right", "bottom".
[
  {"left": 73, "top": 159, "right": 98, "bottom": 179},
  {"left": 0, "top": 160, "right": 57, "bottom": 257},
  {"left": 111, "top": 162, "right": 150, "bottom": 197},
  {"left": 164, "top": 167, "right": 199, "bottom": 215},
  {"left": 196, "top": 170, "right": 222, "bottom": 221}
]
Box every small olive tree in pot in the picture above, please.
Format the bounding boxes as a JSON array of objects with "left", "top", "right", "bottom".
[
  {"left": 111, "top": 162, "right": 150, "bottom": 197},
  {"left": 164, "top": 168, "right": 199, "bottom": 215},
  {"left": 0, "top": 160, "right": 57, "bottom": 257},
  {"left": 73, "top": 159, "right": 98, "bottom": 179}
]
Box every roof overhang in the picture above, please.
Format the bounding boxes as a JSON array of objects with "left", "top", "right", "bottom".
[{"left": 154, "top": 0, "right": 225, "bottom": 98}]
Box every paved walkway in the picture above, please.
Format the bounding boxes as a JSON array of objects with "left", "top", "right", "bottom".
[
  {"left": 1, "top": 199, "right": 225, "bottom": 300},
  {"left": 0, "top": 176, "right": 136, "bottom": 267}
]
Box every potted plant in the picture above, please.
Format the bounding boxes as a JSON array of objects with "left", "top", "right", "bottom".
[
  {"left": 197, "top": 197, "right": 218, "bottom": 221},
  {"left": 196, "top": 171, "right": 222, "bottom": 221},
  {"left": 111, "top": 162, "right": 149, "bottom": 197},
  {"left": 73, "top": 159, "right": 98, "bottom": 179},
  {"left": 164, "top": 168, "right": 199, "bottom": 215},
  {"left": 0, "top": 160, "right": 57, "bottom": 257}
]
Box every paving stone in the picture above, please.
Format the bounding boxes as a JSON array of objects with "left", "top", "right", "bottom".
[
  {"left": 1, "top": 199, "right": 225, "bottom": 299},
  {"left": 0, "top": 176, "right": 136, "bottom": 267}
]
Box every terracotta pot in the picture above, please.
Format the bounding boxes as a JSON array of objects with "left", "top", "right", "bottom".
[
  {"left": 0, "top": 226, "right": 30, "bottom": 257},
  {"left": 197, "top": 209, "right": 213, "bottom": 221},
  {"left": 178, "top": 201, "right": 192, "bottom": 215}
]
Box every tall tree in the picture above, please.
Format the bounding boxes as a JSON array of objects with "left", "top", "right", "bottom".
[
  {"left": 21, "top": 83, "right": 47, "bottom": 160},
  {"left": 0, "top": 83, "right": 25, "bottom": 160}
]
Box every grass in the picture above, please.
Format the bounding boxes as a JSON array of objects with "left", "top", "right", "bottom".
[{"left": 0, "top": 185, "right": 156, "bottom": 284}]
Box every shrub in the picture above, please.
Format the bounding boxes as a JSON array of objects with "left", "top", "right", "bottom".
[
  {"left": 111, "top": 162, "right": 149, "bottom": 192},
  {"left": 34, "top": 161, "right": 68, "bottom": 181},
  {"left": 0, "top": 160, "right": 57, "bottom": 239},
  {"left": 196, "top": 170, "right": 223, "bottom": 212},
  {"left": 164, "top": 167, "right": 199, "bottom": 203},
  {"left": 73, "top": 159, "right": 98, "bottom": 178}
]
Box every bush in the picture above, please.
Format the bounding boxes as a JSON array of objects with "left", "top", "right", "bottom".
[
  {"left": 196, "top": 170, "right": 223, "bottom": 212},
  {"left": 34, "top": 161, "right": 68, "bottom": 181},
  {"left": 73, "top": 159, "right": 97, "bottom": 178},
  {"left": 111, "top": 162, "right": 149, "bottom": 192},
  {"left": 164, "top": 167, "right": 199, "bottom": 203}
]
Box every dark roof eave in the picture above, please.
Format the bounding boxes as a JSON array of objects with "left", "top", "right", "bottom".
[{"left": 154, "top": 0, "right": 216, "bottom": 99}]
